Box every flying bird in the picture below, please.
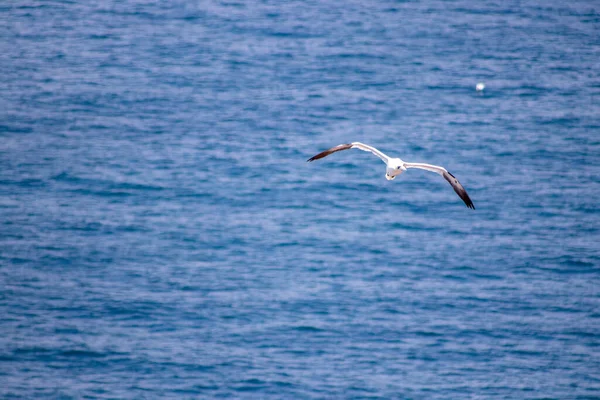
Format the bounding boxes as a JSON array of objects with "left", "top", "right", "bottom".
[{"left": 307, "top": 142, "right": 475, "bottom": 209}]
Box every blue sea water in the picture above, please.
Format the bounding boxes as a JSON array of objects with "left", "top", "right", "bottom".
[{"left": 1, "top": 0, "right": 600, "bottom": 398}]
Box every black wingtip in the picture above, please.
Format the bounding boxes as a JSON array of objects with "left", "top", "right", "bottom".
[
  {"left": 307, "top": 144, "right": 353, "bottom": 163},
  {"left": 463, "top": 192, "right": 475, "bottom": 209},
  {"left": 462, "top": 194, "right": 475, "bottom": 209},
  {"left": 444, "top": 171, "right": 475, "bottom": 210}
]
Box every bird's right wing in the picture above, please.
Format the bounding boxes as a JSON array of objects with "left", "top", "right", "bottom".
[
  {"left": 404, "top": 162, "right": 475, "bottom": 209},
  {"left": 307, "top": 142, "right": 390, "bottom": 164}
]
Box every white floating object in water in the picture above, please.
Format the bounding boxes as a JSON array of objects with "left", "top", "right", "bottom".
[{"left": 476, "top": 82, "right": 485, "bottom": 91}]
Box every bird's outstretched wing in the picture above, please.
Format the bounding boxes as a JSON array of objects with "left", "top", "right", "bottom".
[
  {"left": 307, "top": 142, "right": 390, "bottom": 164},
  {"left": 404, "top": 162, "right": 475, "bottom": 209}
]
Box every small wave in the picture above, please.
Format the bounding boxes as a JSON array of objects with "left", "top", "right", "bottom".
[{"left": 292, "top": 325, "right": 325, "bottom": 333}]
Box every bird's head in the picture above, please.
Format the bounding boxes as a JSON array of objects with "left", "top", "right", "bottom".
[{"left": 386, "top": 162, "right": 406, "bottom": 180}]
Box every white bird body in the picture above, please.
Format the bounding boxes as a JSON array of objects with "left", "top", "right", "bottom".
[
  {"left": 307, "top": 142, "right": 475, "bottom": 209},
  {"left": 385, "top": 158, "right": 406, "bottom": 180}
]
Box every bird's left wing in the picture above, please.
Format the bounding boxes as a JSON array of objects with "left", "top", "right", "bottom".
[
  {"left": 307, "top": 142, "right": 390, "bottom": 164},
  {"left": 404, "top": 162, "right": 475, "bottom": 209}
]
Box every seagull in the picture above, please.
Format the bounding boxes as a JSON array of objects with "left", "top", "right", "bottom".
[{"left": 307, "top": 142, "right": 475, "bottom": 209}]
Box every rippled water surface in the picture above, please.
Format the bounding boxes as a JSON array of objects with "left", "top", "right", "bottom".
[{"left": 2, "top": 1, "right": 600, "bottom": 398}]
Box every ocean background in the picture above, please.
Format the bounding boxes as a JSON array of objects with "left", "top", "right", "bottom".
[{"left": 1, "top": 1, "right": 600, "bottom": 398}]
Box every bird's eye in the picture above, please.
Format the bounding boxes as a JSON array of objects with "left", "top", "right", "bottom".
[{"left": 397, "top": 166, "right": 401, "bottom": 169}]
